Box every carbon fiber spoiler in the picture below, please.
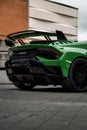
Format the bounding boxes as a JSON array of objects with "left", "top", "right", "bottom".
[{"left": 5, "top": 30, "right": 67, "bottom": 47}]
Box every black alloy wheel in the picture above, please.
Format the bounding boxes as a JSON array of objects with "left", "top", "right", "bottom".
[{"left": 62, "top": 58, "right": 87, "bottom": 92}]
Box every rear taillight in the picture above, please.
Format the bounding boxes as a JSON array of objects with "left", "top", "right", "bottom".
[{"left": 36, "top": 48, "right": 61, "bottom": 59}]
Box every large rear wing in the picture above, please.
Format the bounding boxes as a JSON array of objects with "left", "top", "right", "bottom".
[{"left": 5, "top": 30, "right": 67, "bottom": 47}]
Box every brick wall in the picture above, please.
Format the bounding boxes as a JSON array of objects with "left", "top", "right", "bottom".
[
  {"left": 0, "top": 0, "right": 28, "bottom": 39},
  {"left": 0, "top": 0, "right": 28, "bottom": 83}
]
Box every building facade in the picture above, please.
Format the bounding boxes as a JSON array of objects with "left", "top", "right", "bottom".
[
  {"left": 0, "top": 0, "right": 78, "bottom": 40},
  {"left": 29, "top": 0, "right": 78, "bottom": 40}
]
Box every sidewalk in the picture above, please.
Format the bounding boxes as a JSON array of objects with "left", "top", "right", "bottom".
[{"left": 0, "top": 84, "right": 87, "bottom": 130}]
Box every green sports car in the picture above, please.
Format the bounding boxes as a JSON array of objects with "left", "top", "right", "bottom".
[{"left": 5, "top": 30, "right": 87, "bottom": 92}]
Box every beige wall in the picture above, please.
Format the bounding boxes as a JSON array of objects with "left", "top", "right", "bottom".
[{"left": 29, "top": 0, "right": 78, "bottom": 40}]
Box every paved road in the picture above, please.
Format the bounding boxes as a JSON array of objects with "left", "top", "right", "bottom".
[{"left": 0, "top": 84, "right": 87, "bottom": 130}]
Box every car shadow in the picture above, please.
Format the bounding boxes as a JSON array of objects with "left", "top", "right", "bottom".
[
  {"left": 16, "top": 85, "right": 87, "bottom": 93},
  {"left": 29, "top": 87, "right": 64, "bottom": 93},
  {"left": 6, "top": 85, "right": 87, "bottom": 93}
]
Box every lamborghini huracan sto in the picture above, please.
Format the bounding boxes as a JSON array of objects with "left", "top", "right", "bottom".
[{"left": 5, "top": 30, "right": 87, "bottom": 92}]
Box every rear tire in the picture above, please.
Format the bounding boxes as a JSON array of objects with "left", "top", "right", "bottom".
[
  {"left": 13, "top": 82, "right": 35, "bottom": 90},
  {"left": 61, "top": 58, "right": 87, "bottom": 92}
]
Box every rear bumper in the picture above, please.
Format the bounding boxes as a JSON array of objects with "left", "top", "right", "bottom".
[
  {"left": 7, "top": 74, "right": 63, "bottom": 85},
  {"left": 5, "top": 57, "right": 64, "bottom": 85}
]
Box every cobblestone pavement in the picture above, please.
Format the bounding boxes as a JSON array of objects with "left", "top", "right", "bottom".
[{"left": 0, "top": 84, "right": 87, "bottom": 130}]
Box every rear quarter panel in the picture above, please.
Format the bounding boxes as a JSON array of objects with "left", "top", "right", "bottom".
[{"left": 60, "top": 47, "right": 87, "bottom": 77}]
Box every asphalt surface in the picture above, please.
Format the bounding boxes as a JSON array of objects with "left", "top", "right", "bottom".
[{"left": 0, "top": 84, "right": 87, "bottom": 130}]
